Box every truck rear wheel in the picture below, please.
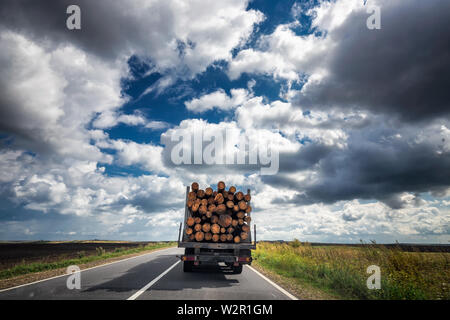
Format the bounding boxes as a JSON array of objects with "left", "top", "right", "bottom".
[
  {"left": 232, "top": 265, "right": 243, "bottom": 274},
  {"left": 183, "top": 261, "right": 194, "bottom": 272}
]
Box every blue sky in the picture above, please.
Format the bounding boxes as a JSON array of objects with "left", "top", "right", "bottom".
[{"left": 0, "top": 0, "right": 449, "bottom": 243}]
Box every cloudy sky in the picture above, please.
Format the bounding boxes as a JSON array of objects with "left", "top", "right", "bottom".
[{"left": 0, "top": 0, "right": 449, "bottom": 243}]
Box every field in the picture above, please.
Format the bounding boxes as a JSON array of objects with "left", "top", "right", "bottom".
[
  {"left": 0, "top": 241, "right": 175, "bottom": 280},
  {"left": 253, "top": 241, "right": 450, "bottom": 300}
]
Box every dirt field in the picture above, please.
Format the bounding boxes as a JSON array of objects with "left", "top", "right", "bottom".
[{"left": 0, "top": 241, "right": 165, "bottom": 270}]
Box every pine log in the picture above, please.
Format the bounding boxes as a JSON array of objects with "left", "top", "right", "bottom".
[
  {"left": 216, "top": 203, "right": 226, "bottom": 214},
  {"left": 245, "top": 205, "right": 252, "bottom": 214},
  {"left": 238, "top": 200, "right": 247, "bottom": 211},
  {"left": 201, "top": 199, "right": 208, "bottom": 206},
  {"left": 234, "top": 236, "right": 241, "bottom": 243},
  {"left": 219, "top": 214, "right": 232, "bottom": 228},
  {"left": 191, "top": 202, "right": 199, "bottom": 213},
  {"left": 195, "top": 231, "right": 204, "bottom": 242},
  {"left": 194, "top": 217, "right": 201, "bottom": 224},
  {"left": 208, "top": 204, "right": 216, "bottom": 213},
  {"left": 237, "top": 211, "right": 245, "bottom": 219},
  {"left": 226, "top": 234, "right": 233, "bottom": 241},
  {"left": 226, "top": 200, "right": 234, "bottom": 209},
  {"left": 218, "top": 181, "right": 226, "bottom": 191},
  {"left": 235, "top": 191, "right": 244, "bottom": 201},
  {"left": 186, "top": 217, "right": 195, "bottom": 227},
  {"left": 189, "top": 234, "right": 195, "bottom": 241},
  {"left": 197, "top": 189, "right": 205, "bottom": 198},
  {"left": 211, "top": 215, "right": 219, "bottom": 224},
  {"left": 212, "top": 234, "right": 220, "bottom": 242},
  {"left": 231, "top": 219, "right": 238, "bottom": 227},
  {"left": 198, "top": 205, "right": 208, "bottom": 215},
  {"left": 204, "top": 232, "right": 212, "bottom": 241},
  {"left": 199, "top": 205, "right": 207, "bottom": 215},
  {"left": 240, "top": 232, "right": 248, "bottom": 240},
  {"left": 207, "top": 197, "right": 215, "bottom": 205},
  {"left": 202, "top": 223, "right": 211, "bottom": 233},
  {"left": 214, "top": 193, "right": 224, "bottom": 204},
  {"left": 229, "top": 186, "right": 236, "bottom": 194},
  {"left": 186, "top": 227, "right": 193, "bottom": 235},
  {"left": 238, "top": 218, "right": 244, "bottom": 225},
  {"left": 233, "top": 205, "right": 239, "bottom": 213},
  {"left": 191, "top": 182, "right": 199, "bottom": 192},
  {"left": 211, "top": 223, "right": 220, "bottom": 234},
  {"left": 206, "top": 211, "right": 212, "bottom": 218},
  {"left": 187, "top": 199, "right": 194, "bottom": 208},
  {"left": 220, "top": 234, "right": 227, "bottom": 242},
  {"left": 194, "top": 223, "right": 202, "bottom": 232},
  {"left": 227, "top": 227, "right": 234, "bottom": 234},
  {"left": 244, "top": 193, "right": 251, "bottom": 202},
  {"left": 205, "top": 187, "right": 213, "bottom": 197},
  {"left": 244, "top": 216, "right": 251, "bottom": 223},
  {"left": 188, "top": 191, "right": 197, "bottom": 201},
  {"left": 242, "top": 224, "right": 250, "bottom": 233}
]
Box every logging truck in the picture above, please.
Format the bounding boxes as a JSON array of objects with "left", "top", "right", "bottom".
[{"left": 177, "top": 183, "right": 256, "bottom": 274}]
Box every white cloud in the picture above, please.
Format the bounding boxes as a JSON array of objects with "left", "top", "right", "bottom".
[
  {"left": 185, "top": 88, "right": 252, "bottom": 112},
  {"left": 0, "top": 30, "right": 125, "bottom": 162}
]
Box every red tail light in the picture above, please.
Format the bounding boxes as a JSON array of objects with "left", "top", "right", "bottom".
[{"left": 238, "top": 256, "right": 252, "bottom": 262}]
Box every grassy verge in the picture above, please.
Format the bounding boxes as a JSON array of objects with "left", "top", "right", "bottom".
[
  {"left": 254, "top": 241, "right": 449, "bottom": 300},
  {"left": 0, "top": 242, "right": 175, "bottom": 280}
]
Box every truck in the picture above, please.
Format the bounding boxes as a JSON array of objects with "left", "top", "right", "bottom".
[{"left": 177, "top": 186, "right": 256, "bottom": 274}]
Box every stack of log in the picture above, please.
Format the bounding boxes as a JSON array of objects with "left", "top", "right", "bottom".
[{"left": 185, "top": 181, "right": 252, "bottom": 243}]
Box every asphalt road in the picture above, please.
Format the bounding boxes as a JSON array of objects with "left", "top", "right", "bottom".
[{"left": 0, "top": 247, "right": 296, "bottom": 300}]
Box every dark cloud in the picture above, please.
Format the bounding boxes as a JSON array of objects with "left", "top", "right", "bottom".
[
  {"left": 265, "top": 119, "right": 450, "bottom": 208},
  {"left": 297, "top": 0, "right": 450, "bottom": 122},
  {"left": 0, "top": 0, "right": 173, "bottom": 61}
]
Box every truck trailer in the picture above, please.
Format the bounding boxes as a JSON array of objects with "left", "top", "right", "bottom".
[{"left": 177, "top": 185, "right": 256, "bottom": 274}]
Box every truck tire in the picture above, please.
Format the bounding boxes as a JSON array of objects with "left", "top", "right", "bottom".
[
  {"left": 183, "top": 261, "right": 193, "bottom": 272},
  {"left": 232, "top": 265, "right": 243, "bottom": 274}
]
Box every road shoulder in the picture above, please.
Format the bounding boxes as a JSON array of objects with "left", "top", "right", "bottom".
[
  {"left": 0, "top": 246, "right": 175, "bottom": 291},
  {"left": 251, "top": 261, "right": 338, "bottom": 300}
]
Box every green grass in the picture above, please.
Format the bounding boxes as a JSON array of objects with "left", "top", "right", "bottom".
[
  {"left": 254, "top": 241, "right": 449, "bottom": 300},
  {"left": 0, "top": 242, "right": 175, "bottom": 280}
]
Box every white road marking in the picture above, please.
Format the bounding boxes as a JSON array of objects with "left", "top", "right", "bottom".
[
  {"left": 246, "top": 265, "right": 299, "bottom": 300},
  {"left": 0, "top": 246, "right": 177, "bottom": 293},
  {"left": 127, "top": 260, "right": 181, "bottom": 300}
]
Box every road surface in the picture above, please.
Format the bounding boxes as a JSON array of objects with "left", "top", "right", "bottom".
[{"left": 0, "top": 247, "right": 296, "bottom": 300}]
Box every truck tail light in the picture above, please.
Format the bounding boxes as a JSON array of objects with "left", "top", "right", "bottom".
[
  {"left": 238, "top": 256, "right": 252, "bottom": 262},
  {"left": 182, "top": 255, "right": 195, "bottom": 261}
]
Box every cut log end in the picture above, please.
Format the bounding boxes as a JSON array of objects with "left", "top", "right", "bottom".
[
  {"left": 218, "top": 181, "right": 226, "bottom": 191},
  {"left": 211, "top": 223, "right": 220, "bottom": 234},
  {"left": 186, "top": 217, "right": 195, "bottom": 227},
  {"left": 195, "top": 231, "right": 204, "bottom": 242}
]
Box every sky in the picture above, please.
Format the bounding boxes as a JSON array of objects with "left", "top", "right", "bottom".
[{"left": 0, "top": 0, "right": 449, "bottom": 243}]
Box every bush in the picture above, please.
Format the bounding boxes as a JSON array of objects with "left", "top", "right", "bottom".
[{"left": 96, "top": 247, "right": 106, "bottom": 256}]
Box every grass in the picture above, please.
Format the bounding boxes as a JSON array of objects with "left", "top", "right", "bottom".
[
  {"left": 253, "top": 240, "right": 450, "bottom": 300},
  {"left": 0, "top": 242, "right": 175, "bottom": 280}
]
